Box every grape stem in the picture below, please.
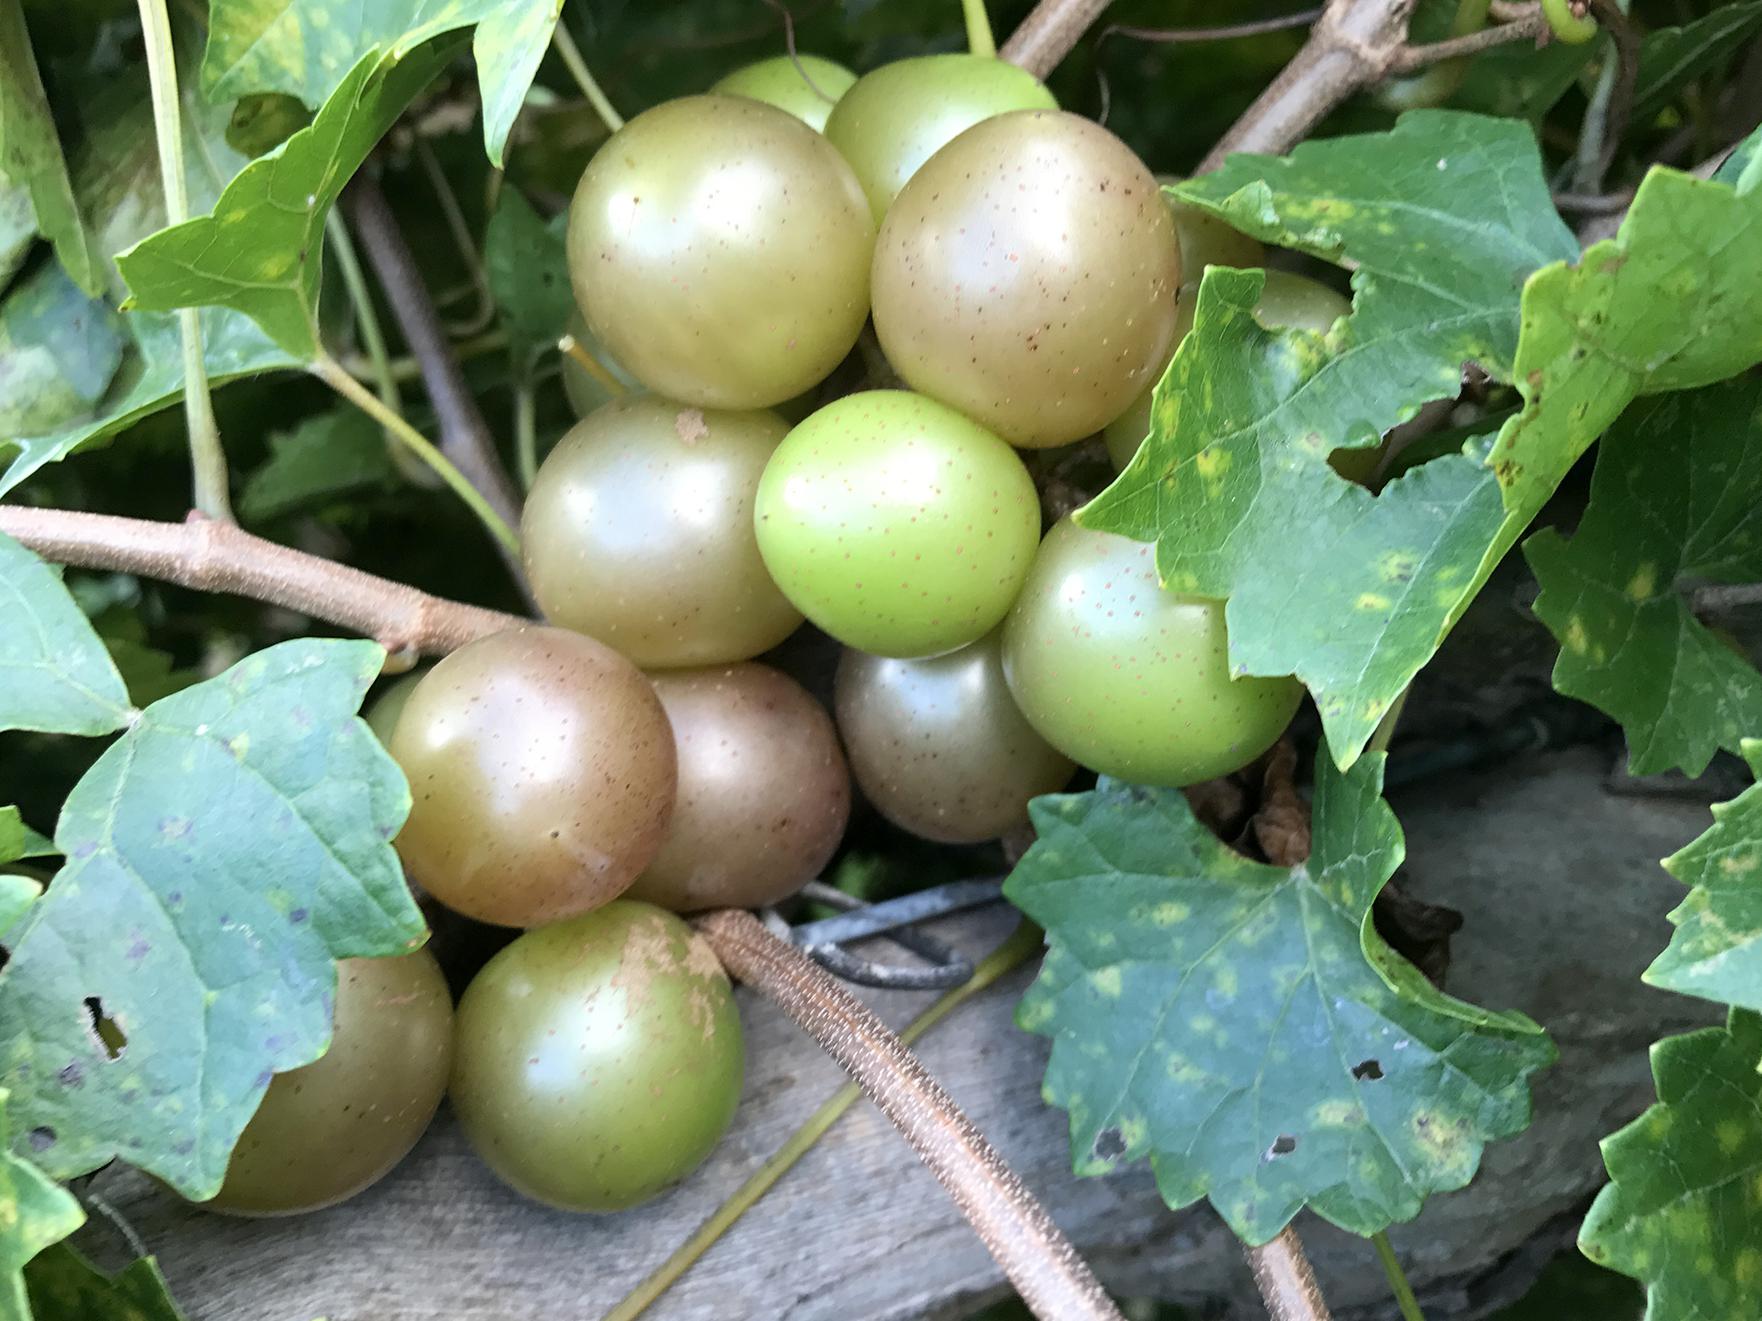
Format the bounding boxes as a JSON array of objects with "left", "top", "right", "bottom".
[
  {"left": 603, "top": 920, "right": 1045, "bottom": 1321},
  {"left": 552, "top": 21, "right": 626, "bottom": 134},
  {"left": 135, "top": 0, "right": 232, "bottom": 524},
  {"left": 964, "top": 0, "right": 998, "bottom": 58},
  {"left": 1373, "top": 1231, "right": 1428, "bottom": 1321},
  {"left": 693, "top": 908, "right": 1123, "bottom": 1321}
]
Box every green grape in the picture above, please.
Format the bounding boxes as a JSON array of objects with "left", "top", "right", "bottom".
[
  {"left": 559, "top": 311, "right": 637, "bottom": 419},
  {"left": 389, "top": 627, "right": 677, "bottom": 928},
  {"left": 206, "top": 950, "right": 452, "bottom": 1216},
  {"left": 626, "top": 663, "right": 849, "bottom": 912},
  {"left": 1001, "top": 517, "right": 1303, "bottom": 786},
  {"left": 834, "top": 629, "right": 1074, "bottom": 844},
  {"left": 363, "top": 669, "right": 425, "bottom": 748},
  {"left": 522, "top": 396, "right": 803, "bottom": 667},
  {"left": 449, "top": 901, "right": 744, "bottom": 1212},
  {"left": 1103, "top": 270, "right": 1355, "bottom": 473},
  {"left": 712, "top": 54, "right": 856, "bottom": 132},
  {"left": 567, "top": 94, "right": 875, "bottom": 410},
  {"left": 753, "top": 390, "right": 1042, "bottom": 658},
  {"left": 1161, "top": 182, "right": 1265, "bottom": 281},
  {"left": 871, "top": 110, "right": 1182, "bottom": 449},
  {"left": 822, "top": 54, "right": 1056, "bottom": 223}
]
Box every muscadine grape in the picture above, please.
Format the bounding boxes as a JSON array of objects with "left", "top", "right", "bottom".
[
  {"left": 522, "top": 396, "right": 803, "bottom": 668},
  {"left": 206, "top": 950, "right": 452, "bottom": 1216},
  {"left": 835, "top": 629, "right": 1074, "bottom": 844},
  {"left": 389, "top": 627, "right": 677, "bottom": 927},
  {"left": 871, "top": 110, "right": 1181, "bottom": 449},
  {"left": 753, "top": 390, "right": 1041, "bottom": 658},
  {"left": 712, "top": 54, "right": 856, "bottom": 132},
  {"left": 625, "top": 663, "right": 849, "bottom": 911},
  {"left": 823, "top": 54, "right": 1056, "bottom": 222},
  {"left": 449, "top": 901, "right": 743, "bottom": 1212},
  {"left": 363, "top": 669, "right": 424, "bottom": 748},
  {"left": 1103, "top": 270, "right": 1355, "bottom": 472},
  {"left": 567, "top": 95, "right": 874, "bottom": 410},
  {"left": 1001, "top": 517, "right": 1302, "bottom": 786},
  {"left": 1163, "top": 186, "right": 1265, "bottom": 280}
]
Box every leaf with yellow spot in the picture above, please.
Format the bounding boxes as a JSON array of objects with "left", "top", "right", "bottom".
[
  {"left": 1526, "top": 380, "right": 1762, "bottom": 777},
  {"left": 0, "top": 640, "right": 424, "bottom": 1197},
  {"left": 1580, "top": 1009, "right": 1762, "bottom": 1320},
  {"left": 1006, "top": 742, "right": 1554, "bottom": 1244},
  {"left": 1646, "top": 740, "right": 1762, "bottom": 1011}
]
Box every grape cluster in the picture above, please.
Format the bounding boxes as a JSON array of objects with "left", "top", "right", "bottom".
[{"left": 210, "top": 46, "right": 1343, "bottom": 1220}]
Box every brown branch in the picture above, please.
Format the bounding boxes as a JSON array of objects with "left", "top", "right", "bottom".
[
  {"left": 693, "top": 908, "right": 1125, "bottom": 1321},
  {"left": 0, "top": 507, "right": 522, "bottom": 658},
  {"left": 1000, "top": 0, "right": 1114, "bottom": 78},
  {"left": 341, "top": 175, "right": 526, "bottom": 567},
  {"left": 1247, "top": 1227, "right": 1334, "bottom": 1321},
  {"left": 1389, "top": 9, "right": 1547, "bottom": 71},
  {"left": 1488, "top": 0, "right": 1536, "bottom": 19}
]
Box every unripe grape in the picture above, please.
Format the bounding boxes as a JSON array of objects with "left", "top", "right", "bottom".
[
  {"left": 522, "top": 396, "right": 802, "bottom": 668},
  {"left": 712, "top": 54, "right": 856, "bottom": 132},
  {"left": 871, "top": 110, "right": 1181, "bottom": 449},
  {"left": 823, "top": 54, "right": 1055, "bottom": 222},
  {"left": 1002, "top": 517, "right": 1302, "bottom": 786},
  {"left": 450, "top": 902, "right": 743, "bottom": 1212},
  {"left": 567, "top": 95, "right": 875, "bottom": 409},
  {"left": 835, "top": 630, "right": 1073, "bottom": 844},
  {"left": 626, "top": 663, "right": 849, "bottom": 911},
  {"left": 754, "top": 390, "right": 1041, "bottom": 658},
  {"left": 389, "top": 627, "right": 677, "bottom": 927},
  {"left": 206, "top": 950, "right": 452, "bottom": 1216},
  {"left": 1166, "top": 189, "right": 1265, "bottom": 280}
]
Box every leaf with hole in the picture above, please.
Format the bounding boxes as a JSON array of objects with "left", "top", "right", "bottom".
[
  {"left": 0, "top": 639, "right": 425, "bottom": 1196},
  {"left": 1006, "top": 746, "right": 1555, "bottom": 1244},
  {"left": 1579, "top": 1009, "right": 1762, "bottom": 1320},
  {"left": 1643, "top": 740, "right": 1762, "bottom": 1012},
  {"left": 117, "top": 43, "right": 457, "bottom": 360},
  {"left": 0, "top": 529, "right": 129, "bottom": 736},
  {"left": 201, "top": 0, "right": 564, "bottom": 166},
  {"left": 1525, "top": 380, "right": 1762, "bottom": 777}
]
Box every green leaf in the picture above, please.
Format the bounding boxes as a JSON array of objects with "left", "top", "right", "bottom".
[
  {"left": 239, "top": 408, "right": 398, "bottom": 524},
  {"left": 25, "top": 1244, "right": 185, "bottom": 1321},
  {"left": 1644, "top": 740, "right": 1762, "bottom": 1012},
  {"left": 484, "top": 187, "right": 572, "bottom": 363},
  {"left": 202, "top": 0, "right": 564, "bottom": 166},
  {"left": 1719, "top": 124, "right": 1762, "bottom": 190},
  {"left": 0, "top": 639, "right": 425, "bottom": 1195},
  {"left": 1579, "top": 1009, "right": 1762, "bottom": 1320},
  {"left": 1006, "top": 746, "right": 1554, "bottom": 1244},
  {"left": 0, "top": 0, "right": 102, "bottom": 294},
  {"left": 1630, "top": 2, "right": 1762, "bottom": 123},
  {"left": 1524, "top": 380, "right": 1762, "bottom": 777},
  {"left": 0, "top": 530, "right": 129, "bottom": 736},
  {"left": 1488, "top": 163, "right": 1762, "bottom": 519},
  {"left": 0, "top": 1088, "right": 84, "bottom": 1321},
  {"left": 0, "top": 875, "right": 40, "bottom": 944},
  {"left": 0, "top": 260, "right": 126, "bottom": 438},
  {"left": 118, "top": 43, "right": 457, "bottom": 360},
  {"left": 1450, "top": 39, "right": 1593, "bottom": 120},
  {"left": 0, "top": 807, "right": 53, "bottom": 867}
]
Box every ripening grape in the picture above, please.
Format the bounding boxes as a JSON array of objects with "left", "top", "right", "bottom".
[{"left": 712, "top": 54, "right": 856, "bottom": 131}]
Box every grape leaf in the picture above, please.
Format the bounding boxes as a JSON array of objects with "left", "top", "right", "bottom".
[
  {"left": 0, "top": 261, "right": 127, "bottom": 437},
  {"left": 484, "top": 187, "right": 571, "bottom": 362},
  {"left": 0, "top": 182, "right": 31, "bottom": 289},
  {"left": 0, "top": 0, "right": 102, "bottom": 294},
  {"left": 0, "top": 877, "right": 39, "bottom": 944},
  {"left": 0, "top": 639, "right": 425, "bottom": 1195},
  {"left": 25, "top": 1245, "right": 185, "bottom": 1321},
  {"left": 1524, "top": 381, "right": 1762, "bottom": 777},
  {"left": 117, "top": 43, "right": 456, "bottom": 360},
  {"left": 0, "top": 1089, "right": 83, "bottom": 1321},
  {"left": 1719, "top": 124, "right": 1761, "bottom": 190},
  {"left": 0, "top": 530, "right": 129, "bottom": 736},
  {"left": 1643, "top": 740, "right": 1762, "bottom": 1013},
  {"left": 1488, "top": 163, "right": 1762, "bottom": 518},
  {"left": 1005, "top": 748, "right": 1554, "bottom": 1244},
  {"left": 1579, "top": 1010, "right": 1762, "bottom": 1321},
  {"left": 0, "top": 807, "right": 52, "bottom": 866},
  {"left": 202, "top": 0, "right": 565, "bottom": 167},
  {"left": 239, "top": 408, "right": 397, "bottom": 524}
]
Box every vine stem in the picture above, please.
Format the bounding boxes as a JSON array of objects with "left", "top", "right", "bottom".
[
  {"left": 553, "top": 21, "right": 625, "bottom": 134},
  {"left": 1372, "top": 1231, "right": 1427, "bottom": 1321},
  {"left": 1246, "top": 1228, "right": 1334, "bottom": 1321},
  {"left": 310, "top": 354, "right": 522, "bottom": 557},
  {"left": 1000, "top": 0, "right": 1114, "bottom": 77},
  {"left": 693, "top": 909, "right": 1123, "bottom": 1321},
  {"left": 964, "top": 0, "right": 998, "bottom": 58},
  {"left": 0, "top": 506, "right": 523, "bottom": 657},
  {"left": 604, "top": 921, "right": 1045, "bottom": 1321},
  {"left": 135, "top": 0, "right": 231, "bottom": 524}
]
